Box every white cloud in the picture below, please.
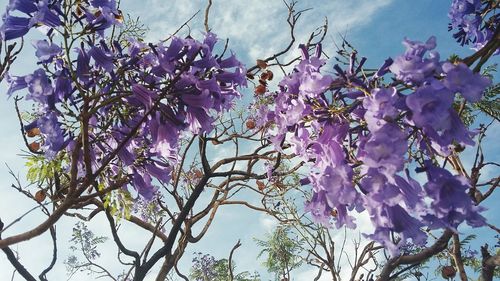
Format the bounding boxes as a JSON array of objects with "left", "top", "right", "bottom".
[
  {"left": 259, "top": 214, "right": 278, "bottom": 231},
  {"left": 295, "top": 267, "right": 332, "bottom": 281},
  {"left": 126, "top": 0, "right": 394, "bottom": 63}
]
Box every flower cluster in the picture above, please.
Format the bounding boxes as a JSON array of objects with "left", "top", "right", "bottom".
[
  {"left": 255, "top": 37, "right": 490, "bottom": 253},
  {"left": 1, "top": 0, "right": 62, "bottom": 40},
  {"left": 448, "top": 0, "right": 499, "bottom": 51},
  {"left": 4, "top": 2, "right": 246, "bottom": 200},
  {"left": 190, "top": 252, "right": 220, "bottom": 281},
  {"left": 0, "top": 0, "right": 123, "bottom": 40}
]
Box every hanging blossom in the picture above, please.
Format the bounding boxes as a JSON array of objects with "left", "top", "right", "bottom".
[
  {"left": 0, "top": 0, "right": 123, "bottom": 40},
  {"left": 1, "top": 0, "right": 63, "bottom": 40},
  {"left": 448, "top": 0, "right": 499, "bottom": 52},
  {"left": 4, "top": 3, "right": 246, "bottom": 201},
  {"left": 255, "top": 36, "right": 490, "bottom": 254}
]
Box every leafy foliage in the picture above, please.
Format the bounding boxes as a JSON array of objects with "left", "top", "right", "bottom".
[
  {"left": 254, "top": 226, "right": 303, "bottom": 280},
  {"left": 25, "top": 154, "right": 66, "bottom": 186},
  {"left": 65, "top": 222, "right": 108, "bottom": 277},
  {"left": 102, "top": 188, "right": 134, "bottom": 221}
]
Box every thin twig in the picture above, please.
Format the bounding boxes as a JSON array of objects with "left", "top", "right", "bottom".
[{"left": 204, "top": 0, "right": 213, "bottom": 32}]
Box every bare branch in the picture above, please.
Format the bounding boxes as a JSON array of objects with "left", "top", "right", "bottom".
[
  {"left": 39, "top": 226, "right": 57, "bottom": 281},
  {"left": 377, "top": 229, "right": 453, "bottom": 281},
  {"left": 0, "top": 219, "right": 36, "bottom": 281},
  {"left": 204, "top": 0, "right": 213, "bottom": 32},
  {"left": 228, "top": 240, "right": 242, "bottom": 281},
  {"left": 452, "top": 234, "right": 468, "bottom": 281}
]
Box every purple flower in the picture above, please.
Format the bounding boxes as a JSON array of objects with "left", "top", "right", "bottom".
[
  {"left": 366, "top": 203, "right": 427, "bottom": 255},
  {"left": 145, "top": 161, "right": 171, "bottom": 183},
  {"left": 394, "top": 174, "right": 424, "bottom": 210},
  {"left": 132, "top": 171, "right": 156, "bottom": 200},
  {"left": 38, "top": 111, "right": 67, "bottom": 158},
  {"left": 7, "top": 0, "right": 38, "bottom": 14},
  {"left": 131, "top": 84, "right": 156, "bottom": 110},
  {"left": 299, "top": 72, "right": 333, "bottom": 97},
  {"left": 334, "top": 204, "right": 357, "bottom": 229},
  {"left": 373, "top": 58, "right": 394, "bottom": 79},
  {"left": 448, "top": 0, "right": 481, "bottom": 28},
  {"left": 288, "top": 127, "right": 311, "bottom": 156},
  {"left": 214, "top": 67, "right": 246, "bottom": 86},
  {"left": 359, "top": 124, "right": 407, "bottom": 175},
  {"left": 185, "top": 107, "right": 214, "bottom": 134},
  {"left": 304, "top": 190, "right": 333, "bottom": 226},
  {"left": 0, "top": 14, "right": 31, "bottom": 40},
  {"left": 25, "top": 68, "right": 54, "bottom": 106},
  {"left": 448, "top": 0, "right": 485, "bottom": 47},
  {"left": 149, "top": 114, "right": 180, "bottom": 160},
  {"left": 406, "top": 85, "right": 454, "bottom": 131},
  {"left": 217, "top": 53, "right": 241, "bottom": 68},
  {"left": 389, "top": 36, "right": 441, "bottom": 84},
  {"left": 33, "top": 40, "right": 62, "bottom": 62},
  {"left": 442, "top": 62, "right": 491, "bottom": 102},
  {"left": 275, "top": 95, "right": 307, "bottom": 128},
  {"left": 30, "top": 0, "right": 62, "bottom": 28},
  {"left": 363, "top": 87, "right": 400, "bottom": 131},
  {"left": 89, "top": 45, "right": 114, "bottom": 73},
  {"left": 6, "top": 73, "right": 28, "bottom": 97},
  {"left": 203, "top": 32, "right": 218, "bottom": 50},
  {"left": 83, "top": 4, "right": 120, "bottom": 36},
  {"left": 1, "top": 0, "right": 62, "bottom": 40},
  {"left": 306, "top": 162, "right": 359, "bottom": 228},
  {"left": 315, "top": 165, "right": 356, "bottom": 205},
  {"left": 54, "top": 69, "right": 73, "bottom": 101},
  {"left": 181, "top": 89, "right": 213, "bottom": 109},
  {"left": 90, "top": 0, "right": 116, "bottom": 9},
  {"left": 406, "top": 84, "right": 476, "bottom": 154},
  {"left": 360, "top": 169, "right": 403, "bottom": 206},
  {"left": 76, "top": 47, "right": 91, "bottom": 82},
  {"left": 423, "top": 162, "right": 485, "bottom": 229}
]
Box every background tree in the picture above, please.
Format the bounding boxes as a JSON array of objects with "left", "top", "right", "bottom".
[
  {"left": 255, "top": 226, "right": 303, "bottom": 281},
  {"left": 189, "top": 250, "right": 260, "bottom": 281}
]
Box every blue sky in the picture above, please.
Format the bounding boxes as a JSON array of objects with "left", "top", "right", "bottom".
[{"left": 0, "top": 0, "right": 498, "bottom": 280}]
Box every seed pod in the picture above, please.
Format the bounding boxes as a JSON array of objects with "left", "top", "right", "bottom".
[
  {"left": 256, "top": 59, "right": 267, "bottom": 69},
  {"left": 29, "top": 142, "right": 41, "bottom": 151},
  {"left": 441, "top": 266, "right": 456, "bottom": 279},
  {"left": 330, "top": 209, "right": 338, "bottom": 217},
  {"left": 246, "top": 119, "right": 256, "bottom": 129},
  {"left": 260, "top": 72, "right": 269, "bottom": 80},
  {"left": 26, "top": 127, "right": 41, "bottom": 137},
  {"left": 254, "top": 84, "right": 266, "bottom": 95},
  {"left": 35, "top": 190, "right": 46, "bottom": 203},
  {"left": 256, "top": 180, "right": 266, "bottom": 191},
  {"left": 266, "top": 70, "right": 274, "bottom": 81}
]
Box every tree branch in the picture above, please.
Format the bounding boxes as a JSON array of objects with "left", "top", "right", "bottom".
[
  {"left": 0, "top": 219, "right": 36, "bottom": 281},
  {"left": 377, "top": 229, "right": 453, "bottom": 281},
  {"left": 228, "top": 240, "right": 242, "bottom": 281},
  {"left": 481, "top": 244, "right": 499, "bottom": 281}
]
